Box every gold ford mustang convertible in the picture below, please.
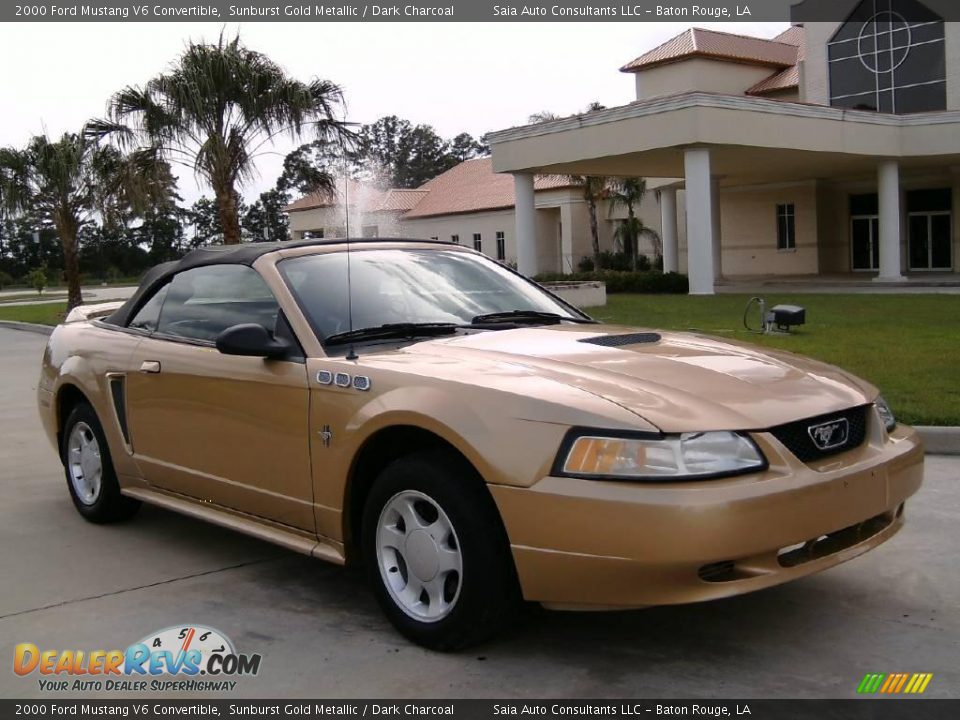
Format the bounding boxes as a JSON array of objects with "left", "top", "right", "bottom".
[{"left": 38, "top": 239, "right": 923, "bottom": 649}]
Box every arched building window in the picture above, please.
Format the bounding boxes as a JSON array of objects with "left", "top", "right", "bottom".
[{"left": 827, "top": 0, "right": 945, "bottom": 113}]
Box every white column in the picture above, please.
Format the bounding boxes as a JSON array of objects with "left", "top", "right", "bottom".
[
  {"left": 559, "top": 203, "right": 575, "bottom": 274},
  {"left": 660, "top": 188, "right": 679, "bottom": 273},
  {"left": 514, "top": 173, "right": 538, "bottom": 277},
  {"left": 875, "top": 160, "right": 905, "bottom": 282},
  {"left": 711, "top": 177, "right": 723, "bottom": 279},
  {"left": 684, "top": 148, "right": 716, "bottom": 294}
]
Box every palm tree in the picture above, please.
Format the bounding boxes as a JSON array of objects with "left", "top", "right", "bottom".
[
  {"left": 0, "top": 133, "right": 162, "bottom": 310},
  {"left": 88, "top": 33, "right": 352, "bottom": 245},
  {"left": 573, "top": 176, "right": 607, "bottom": 271},
  {"left": 528, "top": 101, "right": 605, "bottom": 125},
  {"left": 527, "top": 111, "right": 561, "bottom": 124},
  {"left": 609, "top": 177, "right": 661, "bottom": 270}
]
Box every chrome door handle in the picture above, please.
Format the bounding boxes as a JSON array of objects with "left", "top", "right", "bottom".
[{"left": 139, "top": 361, "right": 161, "bottom": 374}]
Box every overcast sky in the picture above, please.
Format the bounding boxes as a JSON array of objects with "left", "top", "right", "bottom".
[{"left": 1, "top": 21, "right": 788, "bottom": 204}]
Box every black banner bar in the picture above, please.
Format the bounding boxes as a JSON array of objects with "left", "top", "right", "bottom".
[
  {"left": 1, "top": 700, "right": 958, "bottom": 720},
  {"left": 6, "top": 0, "right": 960, "bottom": 23}
]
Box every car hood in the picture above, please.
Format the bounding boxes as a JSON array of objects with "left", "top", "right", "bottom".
[{"left": 404, "top": 324, "right": 877, "bottom": 432}]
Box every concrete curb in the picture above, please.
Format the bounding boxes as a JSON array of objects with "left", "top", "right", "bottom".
[
  {"left": 916, "top": 427, "right": 960, "bottom": 456},
  {"left": 0, "top": 320, "right": 54, "bottom": 336},
  {"left": 1, "top": 320, "right": 958, "bottom": 454}
]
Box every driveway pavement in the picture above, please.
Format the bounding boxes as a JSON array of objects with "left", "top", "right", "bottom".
[{"left": 0, "top": 327, "right": 957, "bottom": 699}]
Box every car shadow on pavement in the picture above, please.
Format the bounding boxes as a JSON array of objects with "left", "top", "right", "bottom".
[{"left": 129, "top": 504, "right": 824, "bottom": 661}]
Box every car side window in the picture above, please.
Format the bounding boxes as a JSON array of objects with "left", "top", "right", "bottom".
[
  {"left": 155, "top": 265, "right": 280, "bottom": 343},
  {"left": 128, "top": 284, "right": 170, "bottom": 333}
]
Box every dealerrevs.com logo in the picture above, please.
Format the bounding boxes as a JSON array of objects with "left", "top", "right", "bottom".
[{"left": 13, "top": 624, "right": 262, "bottom": 692}]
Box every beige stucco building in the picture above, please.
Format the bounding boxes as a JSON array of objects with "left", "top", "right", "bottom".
[
  {"left": 285, "top": 159, "right": 658, "bottom": 273},
  {"left": 488, "top": 0, "right": 960, "bottom": 293}
]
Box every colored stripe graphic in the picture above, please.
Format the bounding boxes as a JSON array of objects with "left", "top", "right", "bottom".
[
  {"left": 914, "top": 674, "right": 933, "bottom": 694},
  {"left": 858, "top": 674, "right": 885, "bottom": 693},
  {"left": 857, "top": 673, "right": 933, "bottom": 694},
  {"left": 880, "top": 674, "right": 897, "bottom": 693}
]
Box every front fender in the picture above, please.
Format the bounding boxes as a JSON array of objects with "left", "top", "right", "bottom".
[
  {"left": 305, "top": 352, "right": 645, "bottom": 543},
  {"left": 42, "top": 322, "right": 144, "bottom": 480},
  {"left": 347, "top": 385, "right": 569, "bottom": 489}
]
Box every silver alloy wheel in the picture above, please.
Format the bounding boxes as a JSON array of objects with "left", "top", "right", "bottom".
[
  {"left": 67, "top": 421, "right": 102, "bottom": 506},
  {"left": 376, "top": 490, "right": 463, "bottom": 622}
]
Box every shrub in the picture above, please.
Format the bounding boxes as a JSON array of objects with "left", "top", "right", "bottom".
[
  {"left": 0, "top": 270, "right": 13, "bottom": 289},
  {"left": 577, "top": 253, "right": 653, "bottom": 272},
  {"left": 28, "top": 266, "right": 48, "bottom": 295},
  {"left": 598, "top": 251, "right": 632, "bottom": 272},
  {"left": 535, "top": 270, "right": 688, "bottom": 295}
]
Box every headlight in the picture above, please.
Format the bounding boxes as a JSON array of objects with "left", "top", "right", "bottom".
[
  {"left": 556, "top": 430, "right": 766, "bottom": 481},
  {"left": 875, "top": 395, "right": 896, "bottom": 432}
]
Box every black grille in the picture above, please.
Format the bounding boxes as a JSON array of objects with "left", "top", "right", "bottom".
[
  {"left": 769, "top": 405, "right": 869, "bottom": 463},
  {"left": 580, "top": 332, "right": 661, "bottom": 347}
]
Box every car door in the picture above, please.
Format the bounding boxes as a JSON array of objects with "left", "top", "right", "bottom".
[{"left": 123, "top": 264, "right": 314, "bottom": 531}]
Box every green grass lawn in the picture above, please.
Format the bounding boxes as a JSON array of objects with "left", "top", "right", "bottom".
[
  {"left": 0, "top": 302, "right": 70, "bottom": 326},
  {"left": 2, "top": 294, "right": 957, "bottom": 426},
  {"left": 0, "top": 298, "right": 130, "bottom": 326},
  {"left": 585, "top": 294, "right": 960, "bottom": 427}
]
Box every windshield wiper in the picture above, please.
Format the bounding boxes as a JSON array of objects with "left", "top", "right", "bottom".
[
  {"left": 325, "top": 322, "right": 460, "bottom": 346},
  {"left": 471, "top": 310, "right": 596, "bottom": 325}
]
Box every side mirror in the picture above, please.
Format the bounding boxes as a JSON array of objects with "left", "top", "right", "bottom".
[{"left": 216, "top": 323, "right": 290, "bottom": 359}]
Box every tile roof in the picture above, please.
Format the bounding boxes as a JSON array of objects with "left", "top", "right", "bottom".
[
  {"left": 284, "top": 158, "right": 578, "bottom": 220},
  {"left": 747, "top": 65, "right": 800, "bottom": 95},
  {"left": 620, "top": 27, "right": 799, "bottom": 72},
  {"left": 402, "top": 158, "right": 578, "bottom": 219},
  {"left": 747, "top": 26, "right": 805, "bottom": 95},
  {"left": 773, "top": 25, "right": 805, "bottom": 48},
  {"left": 374, "top": 189, "right": 430, "bottom": 212},
  {"left": 284, "top": 191, "right": 333, "bottom": 212},
  {"left": 284, "top": 179, "right": 386, "bottom": 212}
]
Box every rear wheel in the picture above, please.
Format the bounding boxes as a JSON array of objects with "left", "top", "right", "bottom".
[
  {"left": 361, "top": 450, "right": 520, "bottom": 650},
  {"left": 62, "top": 403, "right": 140, "bottom": 523}
]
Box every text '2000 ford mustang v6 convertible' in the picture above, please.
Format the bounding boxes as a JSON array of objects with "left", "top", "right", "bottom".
[{"left": 37, "top": 239, "right": 923, "bottom": 649}]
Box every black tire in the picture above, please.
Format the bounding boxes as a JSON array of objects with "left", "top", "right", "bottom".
[
  {"left": 361, "top": 449, "right": 521, "bottom": 650},
  {"left": 61, "top": 402, "right": 140, "bottom": 523}
]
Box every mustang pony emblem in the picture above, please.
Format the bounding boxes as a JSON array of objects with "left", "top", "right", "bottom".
[{"left": 807, "top": 418, "right": 850, "bottom": 450}]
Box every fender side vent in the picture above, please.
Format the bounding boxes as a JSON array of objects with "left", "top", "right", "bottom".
[
  {"left": 108, "top": 376, "right": 130, "bottom": 445},
  {"left": 580, "top": 332, "right": 661, "bottom": 347}
]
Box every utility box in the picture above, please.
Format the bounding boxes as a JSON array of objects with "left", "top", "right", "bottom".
[{"left": 768, "top": 304, "right": 806, "bottom": 330}]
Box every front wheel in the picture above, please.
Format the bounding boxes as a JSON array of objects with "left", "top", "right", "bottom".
[
  {"left": 361, "top": 450, "right": 521, "bottom": 650},
  {"left": 61, "top": 402, "right": 140, "bottom": 523}
]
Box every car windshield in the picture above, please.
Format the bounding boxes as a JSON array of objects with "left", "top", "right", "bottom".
[{"left": 278, "top": 248, "right": 586, "bottom": 342}]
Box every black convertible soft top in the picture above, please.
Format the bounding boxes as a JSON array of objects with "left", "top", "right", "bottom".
[{"left": 102, "top": 238, "right": 452, "bottom": 327}]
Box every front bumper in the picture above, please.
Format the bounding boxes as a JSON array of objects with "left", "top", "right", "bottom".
[{"left": 490, "top": 420, "right": 924, "bottom": 608}]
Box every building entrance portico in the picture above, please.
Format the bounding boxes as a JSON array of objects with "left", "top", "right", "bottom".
[
  {"left": 487, "top": 92, "right": 960, "bottom": 294},
  {"left": 484, "top": 6, "right": 960, "bottom": 294}
]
